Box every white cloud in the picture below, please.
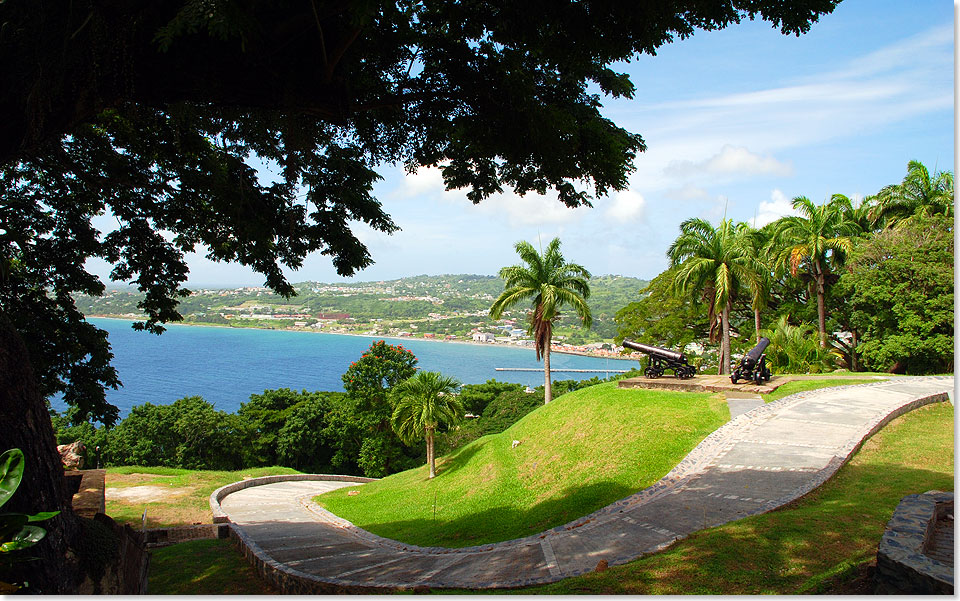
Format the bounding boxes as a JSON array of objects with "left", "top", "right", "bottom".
[
  {"left": 665, "top": 145, "right": 794, "bottom": 179},
  {"left": 471, "top": 190, "right": 587, "bottom": 227},
  {"left": 603, "top": 189, "right": 646, "bottom": 222},
  {"left": 664, "top": 185, "right": 709, "bottom": 201},
  {"left": 750, "top": 189, "right": 799, "bottom": 227},
  {"left": 397, "top": 166, "right": 446, "bottom": 198}
]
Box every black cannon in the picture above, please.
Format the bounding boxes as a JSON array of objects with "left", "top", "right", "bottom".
[
  {"left": 731, "top": 337, "right": 772, "bottom": 385},
  {"left": 622, "top": 340, "right": 696, "bottom": 379}
]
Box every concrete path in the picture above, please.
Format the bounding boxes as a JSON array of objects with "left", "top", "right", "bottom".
[
  {"left": 218, "top": 377, "right": 954, "bottom": 591},
  {"left": 724, "top": 392, "right": 765, "bottom": 419}
]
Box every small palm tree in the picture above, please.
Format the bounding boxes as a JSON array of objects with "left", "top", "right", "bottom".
[
  {"left": 668, "top": 218, "right": 757, "bottom": 375},
  {"left": 392, "top": 371, "right": 463, "bottom": 479},
  {"left": 870, "top": 160, "right": 954, "bottom": 227},
  {"left": 490, "top": 238, "right": 592, "bottom": 404},
  {"left": 771, "top": 195, "right": 857, "bottom": 348}
]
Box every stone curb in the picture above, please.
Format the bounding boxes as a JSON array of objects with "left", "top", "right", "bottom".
[
  {"left": 218, "top": 377, "right": 954, "bottom": 590},
  {"left": 210, "top": 473, "right": 376, "bottom": 524},
  {"left": 877, "top": 490, "right": 954, "bottom": 594}
]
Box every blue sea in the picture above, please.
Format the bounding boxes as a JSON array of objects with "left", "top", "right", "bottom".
[{"left": 57, "top": 318, "right": 636, "bottom": 417}]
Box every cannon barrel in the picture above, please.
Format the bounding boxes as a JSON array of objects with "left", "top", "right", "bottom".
[
  {"left": 622, "top": 340, "right": 685, "bottom": 363},
  {"left": 741, "top": 336, "right": 770, "bottom": 368}
]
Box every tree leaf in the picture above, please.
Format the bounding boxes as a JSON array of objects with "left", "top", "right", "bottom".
[
  {"left": 0, "top": 449, "right": 24, "bottom": 509},
  {"left": 26, "top": 511, "right": 59, "bottom": 523}
]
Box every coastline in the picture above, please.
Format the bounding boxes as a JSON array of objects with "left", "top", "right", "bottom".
[{"left": 85, "top": 315, "right": 637, "bottom": 361}]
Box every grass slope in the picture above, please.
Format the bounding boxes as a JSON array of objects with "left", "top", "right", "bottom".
[
  {"left": 315, "top": 382, "right": 728, "bottom": 547},
  {"left": 525, "top": 401, "right": 954, "bottom": 594},
  {"left": 106, "top": 466, "right": 300, "bottom": 528}
]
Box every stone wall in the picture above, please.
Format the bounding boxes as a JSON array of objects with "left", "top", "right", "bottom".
[
  {"left": 876, "top": 490, "right": 954, "bottom": 594},
  {"left": 144, "top": 523, "right": 231, "bottom": 548}
]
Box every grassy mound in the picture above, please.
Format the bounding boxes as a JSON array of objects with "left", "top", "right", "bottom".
[{"left": 315, "top": 382, "right": 728, "bottom": 547}]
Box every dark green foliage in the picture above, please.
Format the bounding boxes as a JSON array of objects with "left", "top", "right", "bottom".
[
  {"left": 841, "top": 214, "right": 954, "bottom": 374},
  {"left": 457, "top": 380, "right": 526, "bottom": 415},
  {"left": 276, "top": 394, "right": 340, "bottom": 473},
  {"left": 237, "top": 389, "right": 311, "bottom": 467},
  {"left": 108, "top": 397, "right": 243, "bottom": 470}
]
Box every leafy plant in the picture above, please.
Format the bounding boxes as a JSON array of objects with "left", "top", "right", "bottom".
[
  {"left": 761, "top": 316, "right": 837, "bottom": 374},
  {"left": 0, "top": 448, "right": 60, "bottom": 592}
]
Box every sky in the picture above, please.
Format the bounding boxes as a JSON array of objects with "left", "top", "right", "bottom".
[{"left": 93, "top": 0, "right": 956, "bottom": 288}]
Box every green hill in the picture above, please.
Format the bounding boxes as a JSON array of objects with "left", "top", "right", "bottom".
[{"left": 314, "top": 382, "right": 727, "bottom": 547}]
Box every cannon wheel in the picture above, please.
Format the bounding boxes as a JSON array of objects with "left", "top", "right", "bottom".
[
  {"left": 645, "top": 366, "right": 662, "bottom": 379},
  {"left": 762, "top": 366, "right": 772, "bottom": 382},
  {"left": 678, "top": 366, "right": 695, "bottom": 380},
  {"left": 730, "top": 370, "right": 740, "bottom": 384}
]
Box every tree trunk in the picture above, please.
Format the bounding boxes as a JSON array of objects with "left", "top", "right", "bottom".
[
  {"left": 426, "top": 427, "right": 435, "bottom": 479},
  {"left": 754, "top": 307, "right": 762, "bottom": 341},
  {"left": 721, "top": 303, "right": 731, "bottom": 375},
  {"left": 815, "top": 261, "right": 827, "bottom": 348},
  {"left": 543, "top": 341, "right": 553, "bottom": 404},
  {"left": 0, "top": 317, "right": 82, "bottom": 593},
  {"left": 850, "top": 328, "right": 861, "bottom": 371}
]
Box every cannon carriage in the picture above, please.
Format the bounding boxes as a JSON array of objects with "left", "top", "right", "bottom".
[
  {"left": 622, "top": 340, "right": 696, "bottom": 379},
  {"left": 731, "top": 337, "right": 772, "bottom": 385}
]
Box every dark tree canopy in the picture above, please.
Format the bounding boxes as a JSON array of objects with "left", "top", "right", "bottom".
[{"left": 1, "top": 1, "right": 840, "bottom": 424}]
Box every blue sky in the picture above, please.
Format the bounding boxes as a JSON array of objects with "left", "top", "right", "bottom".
[{"left": 99, "top": 0, "right": 956, "bottom": 287}]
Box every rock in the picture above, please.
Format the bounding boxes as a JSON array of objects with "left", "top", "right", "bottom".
[
  {"left": 595, "top": 559, "right": 608, "bottom": 572},
  {"left": 57, "top": 441, "right": 86, "bottom": 470}
]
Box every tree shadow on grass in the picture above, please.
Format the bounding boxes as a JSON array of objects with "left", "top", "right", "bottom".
[
  {"left": 365, "top": 479, "right": 637, "bottom": 548},
  {"left": 523, "top": 462, "right": 953, "bottom": 595}
]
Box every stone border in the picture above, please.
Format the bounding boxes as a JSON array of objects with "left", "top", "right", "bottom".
[
  {"left": 877, "top": 491, "right": 954, "bottom": 594},
  {"left": 210, "top": 473, "right": 375, "bottom": 524},
  {"left": 143, "top": 523, "right": 231, "bottom": 548}
]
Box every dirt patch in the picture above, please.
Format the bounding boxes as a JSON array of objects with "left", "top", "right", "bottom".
[
  {"left": 106, "top": 472, "right": 177, "bottom": 487},
  {"left": 106, "top": 485, "right": 193, "bottom": 504}
]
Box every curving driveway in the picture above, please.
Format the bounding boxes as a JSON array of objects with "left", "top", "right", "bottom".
[{"left": 216, "top": 377, "right": 953, "bottom": 591}]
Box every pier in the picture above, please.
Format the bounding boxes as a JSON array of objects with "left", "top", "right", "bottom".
[{"left": 495, "top": 368, "right": 628, "bottom": 373}]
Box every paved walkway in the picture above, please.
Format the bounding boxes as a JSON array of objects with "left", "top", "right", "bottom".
[{"left": 218, "top": 377, "right": 953, "bottom": 591}]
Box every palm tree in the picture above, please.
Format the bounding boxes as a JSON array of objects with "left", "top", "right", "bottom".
[
  {"left": 869, "top": 160, "right": 954, "bottom": 227},
  {"left": 667, "top": 218, "right": 757, "bottom": 375},
  {"left": 490, "top": 238, "right": 592, "bottom": 404},
  {"left": 391, "top": 371, "right": 463, "bottom": 479},
  {"left": 740, "top": 223, "right": 776, "bottom": 341},
  {"left": 771, "top": 195, "right": 857, "bottom": 348}
]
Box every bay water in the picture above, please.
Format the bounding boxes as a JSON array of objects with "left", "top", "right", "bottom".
[{"left": 58, "top": 318, "right": 635, "bottom": 417}]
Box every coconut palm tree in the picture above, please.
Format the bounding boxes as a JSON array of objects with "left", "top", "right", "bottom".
[
  {"left": 869, "top": 160, "right": 954, "bottom": 227},
  {"left": 391, "top": 371, "right": 463, "bottom": 479},
  {"left": 771, "top": 195, "right": 857, "bottom": 348},
  {"left": 667, "top": 218, "right": 757, "bottom": 375},
  {"left": 490, "top": 238, "right": 592, "bottom": 404}
]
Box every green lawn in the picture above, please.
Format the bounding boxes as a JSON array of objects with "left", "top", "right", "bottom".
[
  {"left": 149, "top": 539, "right": 274, "bottom": 594},
  {"left": 106, "top": 466, "right": 300, "bottom": 528},
  {"left": 521, "top": 401, "right": 954, "bottom": 594},
  {"left": 761, "top": 378, "right": 884, "bottom": 403},
  {"left": 314, "top": 382, "right": 729, "bottom": 547}
]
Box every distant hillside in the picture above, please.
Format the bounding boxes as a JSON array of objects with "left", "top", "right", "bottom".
[{"left": 78, "top": 274, "right": 648, "bottom": 342}]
